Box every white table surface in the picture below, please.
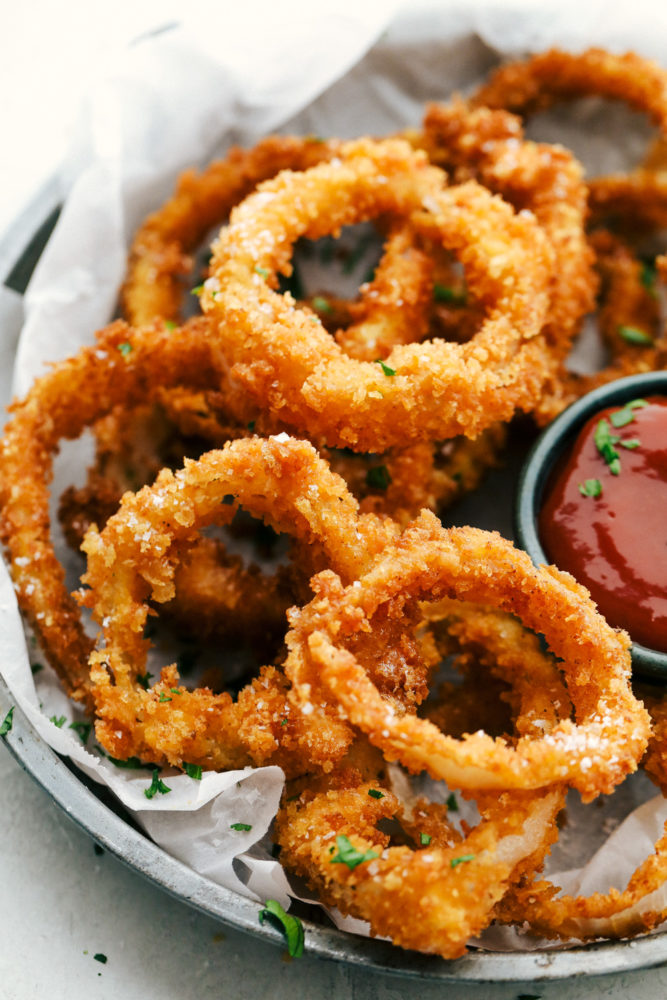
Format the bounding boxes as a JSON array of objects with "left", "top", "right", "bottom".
[{"left": 3, "top": 3, "right": 667, "bottom": 997}]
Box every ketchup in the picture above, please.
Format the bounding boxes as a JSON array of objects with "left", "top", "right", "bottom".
[{"left": 539, "top": 395, "right": 667, "bottom": 652}]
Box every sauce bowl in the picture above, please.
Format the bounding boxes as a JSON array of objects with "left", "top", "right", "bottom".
[{"left": 515, "top": 370, "right": 667, "bottom": 681}]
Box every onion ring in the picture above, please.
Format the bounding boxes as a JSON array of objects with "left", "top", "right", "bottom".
[
  {"left": 0, "top": 318, "right": 223, "bottom": 701},
  {"left": 473, "top": 47, "right": 667, "bottom": 134},
  {"left": 287, "top": 510, "right": 650, "bottom": 800},
  {"left": 276, "top": 767, "right": 563, "bottom": 959},
  {"left": 204, "top": 136, "right": 554, "bottom": 449},
  {"left": 79, "top": 436, "right": 447, "bottom": 771}
]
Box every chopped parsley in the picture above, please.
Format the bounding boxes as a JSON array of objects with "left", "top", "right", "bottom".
[
  {"left": 420, "top": 832, "right": 432, "bottom": 846},
  {"left": 136, "top": 671, "right": 153, "bottom": 691},
  {"left": 93, "top": 953, "right": 107, "bottom": 964},
  {"left": 164, "top": 320, "right": 178, "bottom": 330},
  {"left": 191, "top": 284, "right": 204, "bottom": 296},
  {"left": 280, "top": 718, "right": 288, "bottom": 726},
  {"left": 184, "top": 762, "right": 203, "bottom": 780},
  {"left": 375, "top": 359, "right": 396, "bottom": 377},
  {"left": 609, "top": 399, "right": 648, "bottom": 428},
  {"left": 258, "top": 899, "right": 305, "bottom": 958},
  {"left": 446, "top": 792, "right": 459, "bottom": 812},
  {"left": 170, "top": 687, "right": 182, "bottom": 695},
  {"left": 0, "top": 706, "right": 14, "bottom": 736},
  {"left": 144, "top": 768, "right": 172, "bottom": 799},
  {"left": 230, "top": 822, "right": 252, "bottom": 831},
  {"left": 311, "top": 295, "right": 333, "bottom": 314},
  {"left": 579, "top": 478, "right": 602, "bottom": 498},
  {"left": 618, "top": 325, "right": 653, "bottom": 346},
  {"left": 50, "top": 715, "right": 66, "bottom": 728},
  {"left": 330, "top": 834, "right": 379, "bottom": 870},
  {"left": 640, "top": 259, "right": 658, "bottom": 297},
  {"left": 69, "top": 721, "right": 92, "bottom": 744},
  {"left": 105, "top": 754, "right": 146, "bottom": 770},
  {"left": 367, "top": 788, "right": 384, "bottom": 799},
  {"left": 254, "top": 266, "right": 270, "bottom": 279},
  {"left": 594, "top": 419, "right": 621, "bottom": 475},
  {"left": 117, "top": 341, "right": 132, "bottom": 356},
  {"left": 158, "top": 692, "right": 172, "bottom": 703},
  {"left": 366, "top": 464, "right": 392, "bottom": 491},
  {"left": 433, "top": 283, "right": 467, "bottom": 306},
  {"left": 450, "top": 854, "right": 475, "bottom": 868}
]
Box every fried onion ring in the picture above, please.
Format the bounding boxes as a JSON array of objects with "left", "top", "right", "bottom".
[
  {"left": 204, "top": 137, "right": 554, "bottom": 449},
  {"left": 0, "top": 318, "right": 224, "bottom": 701},
  {"left": 473, "top": 47, "right": 667, "bottom": 134},
  {"left": 287, "top": 510, "right": 649, "bottom": 800},
  {"left": 79, "top": 436, "right": 445, "bottom": 772}
]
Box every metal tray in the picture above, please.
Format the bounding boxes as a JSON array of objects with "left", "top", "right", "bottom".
[{"left": 3, "top": 182, "right": 667, "bottom": 985}]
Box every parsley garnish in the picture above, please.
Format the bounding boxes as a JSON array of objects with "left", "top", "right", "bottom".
[
  {"left": 50, "top": 715, "right": 66, "bottom": 728},
  {"left": 0, "top": 706, "right": 14, "bottom": 736},
  {"left": 367, "top": 789, "right": 384, "bottom": 799},
  {"left": 594, "top": 419, "right": 621, "bottom": 475},
  {"left": 446, "top": 792, "right": 459, "bottom": 812},
  {"left": 69, "top": 721, "right": 92, "bottom": 744},
  {"left": 117, "top": 341, "right": 132, "bottom": 356},
  {"left": 136, "top": 671, "right": 153, "bottom": 691},
  {"left": 144, "top": 768, "right": 172, "bottom": 799},
  {"left": 433, "top": 283, "right": 467, "bottom": 306},
  {"left": 164, "top": 320, "right": 177, "bottom": 330},
  {"left": 619, "top": 438, "right": 640, "bottom": 449},
  {"left": 258, "top": 899, "right": 305, "bottom": 958},
  {"left": 330, "top": 834, "right": 379, "bottom": 870},
  {"left": 230, "top": 822, "right": 252, "bottom": 831},
  {"left": 609, "top": 399, "right": 648, "bottom": 428},
  {"left": 420, "top": 832, "right": 432, "bottom": 846},
  {"left": 170, "top": 687, "right": 182, "bottom": 695},
  {"left": 158, "top": 692, "right": 172, "bottom": 703},
  {"left": 191, "top": 284, "right": 204, "bottom": 296},
  {"left": 366, "top": 465, "right": 392, "bottom": 491},
  {"left": 450, "top": 854, "right": 475, "bottom": 868},
  {"left": 579, "top": 478, "right": 602, "bottom": 498},
  {"left": 93, "top": 953, "right": 107, "bottom": 964},
  {"left": 254, "top": 266, "right": 270, "bottom": 278},
  {"left": 184, "top": 762, "right": 202, "bottom": 780},
  {"left": 618, "top": 325, "right": 653, "bottom": 346},
  {"left": 375, "top": 359, "right": 396, "bottom": 377},
  {"left": 105, "top": 754, "right": 145, "bottom": 769},
  {"left": 280, "top": 718, "right": 288, "bottom": 726},
  {"left": 640, "top": 259, "right": 658, "bottom": 297},
  {"left": 312, "top": 296, "right": 333, "bottom": 314}
]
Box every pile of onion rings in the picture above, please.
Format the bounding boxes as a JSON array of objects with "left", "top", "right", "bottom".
[{"left": 3, "top": 43, "right": 667, "bottom": 962}]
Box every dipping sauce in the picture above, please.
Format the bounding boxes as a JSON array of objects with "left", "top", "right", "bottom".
[{"left": 539, "top": 395, "right": 667, "bottom": 652}]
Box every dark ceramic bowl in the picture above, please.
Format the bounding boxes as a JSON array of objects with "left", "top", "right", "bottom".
[{"left": 515, "top": 371, "right": 667, "bottom": 682}]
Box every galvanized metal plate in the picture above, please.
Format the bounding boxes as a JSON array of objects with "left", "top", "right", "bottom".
[{"left": 3, "top": 183, "right": 667, "bottom": 984}]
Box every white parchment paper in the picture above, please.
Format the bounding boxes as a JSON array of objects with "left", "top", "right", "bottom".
[{"left": 2, "top": 0, "right": 667, "bottom": 952}]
